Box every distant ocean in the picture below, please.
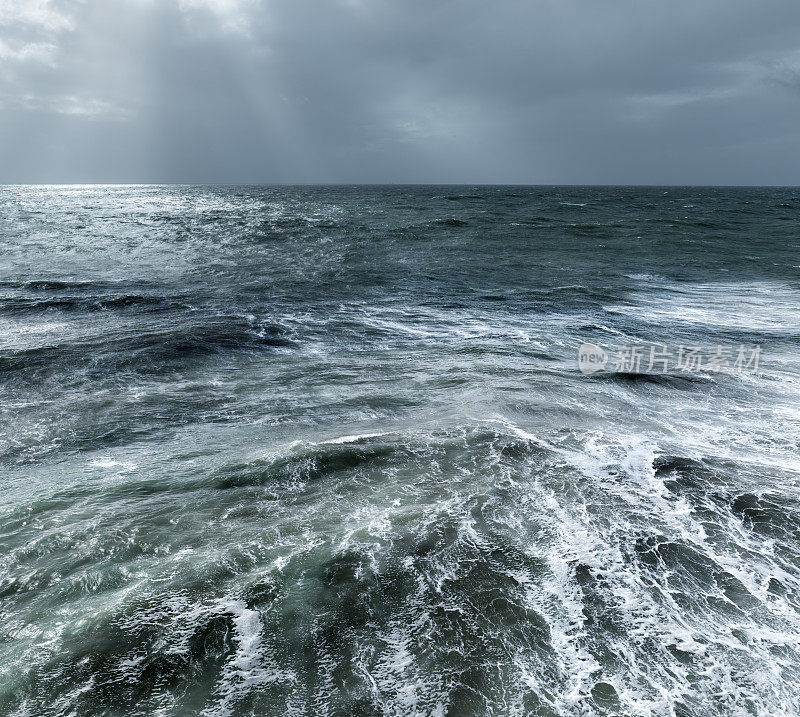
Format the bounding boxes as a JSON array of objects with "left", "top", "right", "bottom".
[{"left": 1, "top": 185, "right": 799, "bottom": 716}]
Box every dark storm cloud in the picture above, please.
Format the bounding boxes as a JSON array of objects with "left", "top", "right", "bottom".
[{"left": 1, "top": 0, "right": 800, "bottom": 183}]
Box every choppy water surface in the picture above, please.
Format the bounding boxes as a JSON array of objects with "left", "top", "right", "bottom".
[{"left": 1, "top": 185, "right": 799, "bottom": 716}]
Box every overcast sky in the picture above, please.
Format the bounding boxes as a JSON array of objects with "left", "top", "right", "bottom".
[{"left": 1, "top": 0, "right": 800, "bottom": 184}]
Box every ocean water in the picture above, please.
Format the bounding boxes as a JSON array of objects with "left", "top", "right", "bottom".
[{"left": 1, "top": 185, "right": 799, "bottom": 716}]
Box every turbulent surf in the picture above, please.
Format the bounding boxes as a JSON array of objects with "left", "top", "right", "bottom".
[{"left": 1, "top": 185, "right": 799, "bottom": 716}]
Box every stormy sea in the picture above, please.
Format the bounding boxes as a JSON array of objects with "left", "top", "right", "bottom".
[{"left": 1, "top": 185, "right": 799, "bottom": 717}]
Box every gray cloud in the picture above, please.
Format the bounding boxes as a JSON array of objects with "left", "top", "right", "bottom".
[{"left": 1, "top": 0, "right": 799, "bottom": 183}]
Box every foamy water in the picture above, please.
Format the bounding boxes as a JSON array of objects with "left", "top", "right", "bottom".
[{"left": 1, "top": 185, "right": 799, "bottom": 716}]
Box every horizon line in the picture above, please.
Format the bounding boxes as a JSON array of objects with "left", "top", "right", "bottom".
[{"left": 1, "top": 182, "right": 799, "bottom": 189}]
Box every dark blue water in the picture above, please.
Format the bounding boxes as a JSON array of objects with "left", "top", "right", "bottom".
[{"left": 1, "top": 185, "right": 799, "bottom": 716}]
